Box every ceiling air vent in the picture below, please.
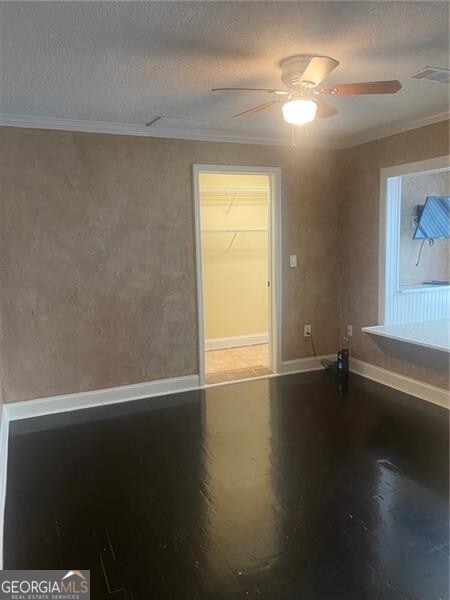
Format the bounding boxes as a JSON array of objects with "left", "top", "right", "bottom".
[
  {"left": 145, "top": 116, "right": 208, "bottom": 129},
  {"left": 410, "top": 66, "right": 450, "bottom": 83}
]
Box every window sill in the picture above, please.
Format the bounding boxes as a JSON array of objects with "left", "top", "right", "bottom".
[
  {"left": 398, "top": 284, "right": 450, "bottom": 294},
  {"left": 362, "top": 319, "right": 450, "bottom": 353}
]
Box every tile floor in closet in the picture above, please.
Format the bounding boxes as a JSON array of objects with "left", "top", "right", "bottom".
[{"left": 205, "top": 343, "right": 271, "bottom": 384}]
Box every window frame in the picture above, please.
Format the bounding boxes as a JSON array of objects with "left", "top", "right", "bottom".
[{"left": 379, "top": 155, "right": 450, "bottom": 325}]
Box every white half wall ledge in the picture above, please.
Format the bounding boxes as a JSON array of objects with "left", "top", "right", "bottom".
[
  {"left": 362, "top": 320, "right": 450, "bottom": 353},
  {"left": 350, "top": 358, "right": 449, "bottom": 409},
  {"left": 205, "top": 333, "right": 268, "bottom": 351}
]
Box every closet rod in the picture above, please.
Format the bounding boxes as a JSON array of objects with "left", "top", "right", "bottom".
[
  {"left": 226, "top": 191, "right": 237, "bottom": 216},
  {"left": 227, "top": 232, "right": 238, "bottom": 252}
]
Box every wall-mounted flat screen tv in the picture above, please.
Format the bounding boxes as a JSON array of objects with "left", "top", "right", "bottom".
[{"left": 413, "top": 196, "right": 450, "bottom": 240}]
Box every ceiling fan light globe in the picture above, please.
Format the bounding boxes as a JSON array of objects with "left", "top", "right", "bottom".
[{"left": 282, "top": 99, "right": 317, "bottom": 125}]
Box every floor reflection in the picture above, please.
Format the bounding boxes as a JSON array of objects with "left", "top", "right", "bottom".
[
  {"left": 5, "top": 372, "right": 449, "bottom": 599},
  {"left": 204, "top": 380, "right": 279, "bottom": 582}
]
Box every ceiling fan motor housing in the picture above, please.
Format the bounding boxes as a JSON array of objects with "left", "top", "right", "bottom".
[{"left": 280, "top": 54, "right": 339, "bottom": 89}]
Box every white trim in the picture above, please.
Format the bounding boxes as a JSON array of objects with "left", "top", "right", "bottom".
[
  {"left": 350, "top": 358, "right": 449, "bottom": 409},
  {"left": 270, "top": 168, "right": 283, "bottom": 376},
  {"left": 193, "top": 165, "right": 282, "bottom": 386},
  {"left": 382, "top": 173, "right": 402, "bottom": 324},
  {"left": 0, "top": 405, "right": 10, "bottom": 569},
  {"left": 193, "top": 167, "right": 206, "bottom": 386},
  {"left": 380, "top": 155, "right": 450, "bottom": 180},
  {"left": 0, "top": 113, "right": 299, "bottom": 148},
  {"left": 0, "top": 110, "right": 447, "bottom": 150},
  {"left": 280, "top": 354, "right": 336, "bottom": 374},
  {"left": 378, "top": 166, "right": 388, "bottom": 325},
  {"left": 205, "top": 333, "right": 268, "bottom": 351},
  {"left": 4, "top": 375, "right": 200, "bottom": 422},
  {"left": 341, "top": 110, "right": 449, "bottom": 149}
]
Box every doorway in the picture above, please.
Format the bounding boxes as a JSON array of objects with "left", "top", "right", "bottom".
[{"left": 193, "top": 165, "right": 281, "bottom": 385}]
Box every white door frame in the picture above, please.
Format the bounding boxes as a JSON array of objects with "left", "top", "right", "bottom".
[{"left": 193, "top": 164, "right": 282, "bottom": 386}]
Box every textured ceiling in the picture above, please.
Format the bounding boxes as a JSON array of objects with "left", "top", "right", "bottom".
[{"left": 0, "top": 1, "right": 448, "bottom": 145}]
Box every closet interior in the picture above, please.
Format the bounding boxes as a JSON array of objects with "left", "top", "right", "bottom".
[{"left": 199, "top": 172, "right": 271, "bottom": 384}]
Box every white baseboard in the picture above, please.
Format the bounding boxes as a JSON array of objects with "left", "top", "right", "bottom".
[
  {"left": 280, "top": 354, "right": 336, "bottom": 375},
  {"left": 350, "top": 358, "right": 449, "bottom": 409},
  {"left": 5, "top": 374, "right": 200, "bottom": 422},
  {"left": 0, "top": 405, "right": 10, "bottom": 569},
  {"left": 205, "top": 333, "right": 268, "bottom": 351}
]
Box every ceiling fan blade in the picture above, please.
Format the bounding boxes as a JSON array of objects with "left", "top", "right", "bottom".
[
  {"left": 212, "top": 87, "right": 287, "bottom": 95},
  {"left": 315, "top": 99, "right": 338, "bottom": 119},
  {"left": 233, "top": 100, "right": 281, "bottom": 118},
  {"left": 301, "top": 56, "right": 340, "bottom": 87},
  {"left": 321, "top": 80, "right": 402, "bottom": 95}
]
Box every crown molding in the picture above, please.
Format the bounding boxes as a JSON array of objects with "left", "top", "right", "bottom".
[
  {"left": 338, "top": 109, "right": 449, "bottom": 149},
  {"left": 0, "top": 110, "right": 447, "bottom": 150},
  {"left": 0, "top": 112, "right": 331, "bottom": 148}
]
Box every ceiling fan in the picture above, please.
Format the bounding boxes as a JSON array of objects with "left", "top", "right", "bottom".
[{"left": 212, "top": 55, "right": 402, "bottom": 125}]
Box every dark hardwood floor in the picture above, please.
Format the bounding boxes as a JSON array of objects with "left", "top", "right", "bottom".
[{"left": 4, "top": 372, "right": 449, "bottom": 599}]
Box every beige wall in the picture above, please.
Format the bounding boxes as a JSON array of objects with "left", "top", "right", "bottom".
[
  {"left": 203, "top": 255, "right": 269, "bottom": 339},
  {"left": 200, "top": 173, "right": 269, "bottom": 340},
  {"left": 0, "top": 127, "right": 340, "bottom": 403},
  {"left": 1, "top": 121, "right": 447, "bottom": 404},
  {"left": 399, "top": 171, "right": 449, "bottom": 286},
  {"left": 339, "top": 120, "right": 450, "bottom": 389}
]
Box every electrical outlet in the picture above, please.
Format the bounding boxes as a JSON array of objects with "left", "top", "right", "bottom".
[
  {"left": 289, "top": 254, "right": 298, "bottom": 268},
  {"left": 347, "top": 324, "right": 353, "bottom": 337},
  {"left": 304, "top": 324, "right": 311, "bottom": 337}
]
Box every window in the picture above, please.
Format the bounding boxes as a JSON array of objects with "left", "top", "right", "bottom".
[
  {"left": 362, "top": 157, "right": 450, "bottom": 353},
  {"left": 382, "top": 157, "right": 449, "bottom": 325}
]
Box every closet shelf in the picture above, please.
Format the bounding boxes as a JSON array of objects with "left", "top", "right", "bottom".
[
  {"left": 201, "top": 187, "right": 269, "bottom": 215},
  {"left": 200, "top": 186, "right": 269, "bottom": 194},
  {"left": 201, "top": 229, "right": 267, "bottom": 252}
]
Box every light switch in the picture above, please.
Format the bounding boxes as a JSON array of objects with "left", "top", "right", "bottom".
[{"left": 289, "top": 254, "right": 298, "bottom": 268}]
